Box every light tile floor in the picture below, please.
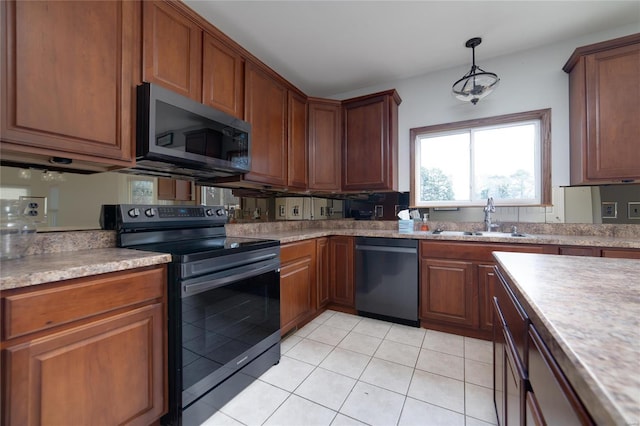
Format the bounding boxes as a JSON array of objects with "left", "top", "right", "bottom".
[{"left": 201, "top": 310, "right": 497, "bottom": 426}]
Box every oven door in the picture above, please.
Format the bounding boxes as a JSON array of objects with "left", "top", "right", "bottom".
[{"left": 178, "top": 258, "right": 280, "bottom": 410}]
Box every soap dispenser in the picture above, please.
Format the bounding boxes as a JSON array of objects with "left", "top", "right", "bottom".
[{"left": 420, "top": 213, "right": 430, "bottom": 231}]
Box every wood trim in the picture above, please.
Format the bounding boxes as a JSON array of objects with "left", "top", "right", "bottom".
[
  {"left": 563, "top": 32, "right": 640, "bottom": 73},
  {"left": 410, "top": 108, "right": 552, "bottom": 206}
]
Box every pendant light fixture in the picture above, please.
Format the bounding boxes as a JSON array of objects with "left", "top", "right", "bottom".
[{"left": 452, "top": 37, "right": 499, "bottom": 105}]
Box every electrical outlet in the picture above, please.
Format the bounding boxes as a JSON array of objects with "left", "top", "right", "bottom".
[
  {"left": 19, "top": 196, "right": 47, "bottom": 224},
  {"left": 629, "top": 202, "right": 640, "bottom": 219},
  {"left": 601, "top": 202, "right": 617, "bottom": 219}
]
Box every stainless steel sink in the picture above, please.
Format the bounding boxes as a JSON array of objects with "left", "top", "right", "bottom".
[{"left": 429, "top": 230, "right": 531, "bottom": 238}]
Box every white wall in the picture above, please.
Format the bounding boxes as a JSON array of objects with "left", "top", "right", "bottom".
[{"left": 333, "top": 24, "right": 639, "bottom": 193}]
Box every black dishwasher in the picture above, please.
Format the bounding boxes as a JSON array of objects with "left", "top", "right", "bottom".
[{"left": 355, "top": 237, "right": 419, "bottom": 326}]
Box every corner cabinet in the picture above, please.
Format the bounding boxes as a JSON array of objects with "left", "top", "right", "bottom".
[
  {"left": 342, "top": 90, "right": 401, "bottom": 191},
  {"left": 1, "top": 266, "right": 167, "bottom": 426},
  {"left": 564, "top": 33, "right": 640, "bottom": 185},
  {"left": 308, "top": 98, "right": 342, "bottom": 192},
  {"left": 1, "top": 0, "right": 139, "bottom": 171},
  {"left": 287, "top": 91, "right": 309, "bottom": 190}
]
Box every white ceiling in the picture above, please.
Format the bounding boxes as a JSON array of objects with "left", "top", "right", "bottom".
[{"left": 184, "top": 1, "right": 640, "bottom": 97}]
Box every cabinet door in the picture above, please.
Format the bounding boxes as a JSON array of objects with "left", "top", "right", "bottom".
[
  {"left": 202, "top": 32, "right": 244, "bottom": 118},
  {"left": 143, "top": 0, "right": 202, "bottom": 101},
  {"left": 419, "top": 258, "right": 477, "bottom": 328},
  {"left": 1, "top": 0, "right": 138, "bottom": 168},
  {"left": 157, "top": 178, "right": 192, "bottom": 201},
  {"left": 2, "top": 304, "right": 165, "bottom": 426},
  {"left": 329, "top": 236, "right": 355, "bottom": 308},
  {"left": 280, "top": 240, "right": 316, "bottom": 335},
  {"left": 243, "top": 62, "right": 288, "bottom": 187},
  {"left": 478, "top": 264, "right": 497, "bottom": 332},
  {"left": 280, "top": 257, "right": 314, "bottom": 335},
  {"left": 342, "top": 90, "right": 400, "bottom": 191},
  {"left": 287, "top": 91, "right": 308, "bottom": 190},
  {"left": 308, "top": 100, "right": 342, "bottom": 191},
  {"left": 584, "top": 43, "right": 640, "bottom": 181},
  {"left": 316, "top": 237, "right": 330, "bottom": 309}
]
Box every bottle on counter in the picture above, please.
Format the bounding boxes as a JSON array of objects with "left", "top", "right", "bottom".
[{"left": 420, "top": 213, "right": 430, "bottom": 231}]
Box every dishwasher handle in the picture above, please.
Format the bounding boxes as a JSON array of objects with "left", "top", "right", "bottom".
[{"left": 355, "top": 244, "right": 417, "bottom": 255}]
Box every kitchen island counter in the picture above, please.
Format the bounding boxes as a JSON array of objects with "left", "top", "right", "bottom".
[{"left": 493, "top": 251, "right": 640, "bottom": 426}]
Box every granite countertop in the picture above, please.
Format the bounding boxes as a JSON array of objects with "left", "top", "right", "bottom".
[
  {"left": 228, "top": 228, "right": 640, "bottom": 249},
  {"left": 0, "top": 248, "right": 172, "bottom": 291},
  {"left": 493, "top": 252, "right": 640, "bottom": 426}
]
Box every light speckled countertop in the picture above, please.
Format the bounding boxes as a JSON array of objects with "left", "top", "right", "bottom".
[
  {"left": 0, "top": 248, "right": 171, "bottom": 290},
  {"left": 1, "top": 222, "right": 638, "bottom": 291},
  {"left": 226, "top": 227, "right": 640, "bottom": 249},
  {"left": 493, "top": 252, "right": 640, "bottom": 426}
]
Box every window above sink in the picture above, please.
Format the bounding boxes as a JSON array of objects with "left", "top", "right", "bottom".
[{"left": 410, "top": 109, "right": 551, "bottom": 208}]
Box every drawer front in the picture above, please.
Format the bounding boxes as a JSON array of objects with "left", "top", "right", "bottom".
[
  {"left": 528, "top": 325, "right": 594, "bottom": 425},
  {"left": 421, "top": 241, "right": 548, "bottom": 262},
  {"left": 281, "top": 239, "right": 316, "bottom": 264},
  {"left": 2, "top": 267, "right": 165, "bottom": 340},
  {"left": 495, "top": 267, "right": 529, "bottom": 362}
]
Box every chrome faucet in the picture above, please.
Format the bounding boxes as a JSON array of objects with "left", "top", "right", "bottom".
[{"left": 483, "top": 197, "right": 496, "bottom": 232}]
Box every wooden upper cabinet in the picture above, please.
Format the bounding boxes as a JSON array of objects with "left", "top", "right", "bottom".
[
  {"left": 287, "top": 91, "right": 308, "bottom": 190},
  {"left": 565, "top": 34, "right": 640, "bottom": 185},
  {"left": 243, "top": 61, "right": 288, "bottom": 187},
  {"left": 308, "top": 99, "right": 342, "bottom": 192},
  {"left": 342, "top": 89, "right": 401, "bottom": 191},
  {"left": 143, "top": 0, "right": 202, "bottom": 101},
  {"left": 0, "top": 0, "right": 139, "bottom": 170},
  {"left": 202, "top": 33, "right": 244, "bottom": 118}
]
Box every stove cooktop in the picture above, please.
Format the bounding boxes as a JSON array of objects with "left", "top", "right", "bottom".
[{"left": 131, "top": 236, "right": 280, "bottom": 262}]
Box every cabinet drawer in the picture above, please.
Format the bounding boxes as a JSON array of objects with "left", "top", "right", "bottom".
[
  {"left": 528, "top": 325, "right": 594, "bottom": 425},
  {"left": 495, "top": 267, "right": 529, "bottom": 362},
  {"left": 601, "top": 248, "right": 640, "bottom": 259},
  {"left": 421, "top": 241, "right": 548, "bottom": 262},
  {"left": 2, "top": 267, "right": 165, "bottom": 340},
  {"left": 281, "top": 239, "right": 316, "bottom": 263}
]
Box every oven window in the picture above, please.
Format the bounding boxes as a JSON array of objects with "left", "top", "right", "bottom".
[{"left": 180, "top": 269, "right": 280, "bottom": 401}]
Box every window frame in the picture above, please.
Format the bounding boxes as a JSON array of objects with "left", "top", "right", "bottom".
[{"left": 410, "top": 108, "right": 551, "bottom": 207}]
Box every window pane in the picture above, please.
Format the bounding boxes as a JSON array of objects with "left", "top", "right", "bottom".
[
  {"left": 419, "top": 132, "right": 470, "bottom": 202},
  {"left": 473, "top": 123, "right": 537, "bottom": 201}
]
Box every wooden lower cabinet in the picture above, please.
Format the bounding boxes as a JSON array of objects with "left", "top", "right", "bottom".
[
  {"left": 316, "top": 237, "right": 330, "bottom": 309},
  {"left": 420, "top": 258, "right": 476, "bottom": 328},
  {"left": 328, "top": 236, "right": 355, "bottom": 309},
  {"left": 1, "top": 266, "right": 167, "bottom": 426},
  {"left": 494, "top": 263, "right": 594, "bottom": 426},
  {"left": 280, "top": 240, "right": 316, "bottom": 335},
  {"left": 419, "top": 241, "right": 553, "bottom": 340}
]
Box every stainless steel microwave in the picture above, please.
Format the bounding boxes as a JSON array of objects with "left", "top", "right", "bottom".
[{"left": 127, "top": 82, "right": 251, "bottom": 181}]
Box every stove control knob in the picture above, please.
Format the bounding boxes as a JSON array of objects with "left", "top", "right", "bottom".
[
  {"left": 145, "top": 208, "right": 155, "bottom": 218},
  {"left": 205, "top": 209, "right": 215, "bottom": 216},
  {"left": 127, "top": 208, "right": 140, "bottom": 218},
  {"left": 216, "top": 209, "right": 226, "bottom": 217}
]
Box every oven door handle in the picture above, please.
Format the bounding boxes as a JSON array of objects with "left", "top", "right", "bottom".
[{"left": 182, "top": 259, "right": 280, "bottom": 297}]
